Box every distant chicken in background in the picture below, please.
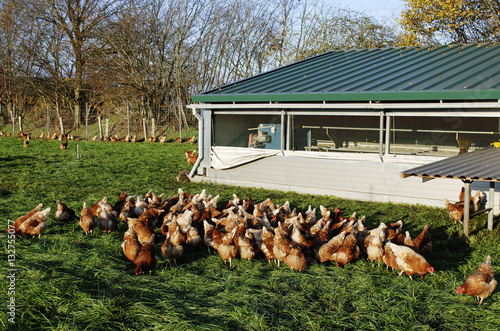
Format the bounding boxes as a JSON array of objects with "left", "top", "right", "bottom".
[
  {"left": 60, "top": 139, "right": 68, "bottom": 150},
  {"left": 80, "top": 202, "right": 96, "bottom": 234},
  {"left": 456, "top": 255, "right": 497, "bottom": 305},
  {"left": 55, "top": 200, "right": 76, "bottom": 222}
]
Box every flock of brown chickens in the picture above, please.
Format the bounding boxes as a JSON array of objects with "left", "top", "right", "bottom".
[
  {"left": 8, "top": 188, "right": 497, "bottom": 304},
  {"left": 1, "top": 129, "right": 197, "bottom": 146}
]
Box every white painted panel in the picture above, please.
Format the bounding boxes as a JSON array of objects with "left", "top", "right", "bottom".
[{"left": 193, "top": 154, "right": 498, "bottom": 213}]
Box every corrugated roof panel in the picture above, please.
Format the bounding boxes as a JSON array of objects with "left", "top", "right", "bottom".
[
  {"left": 192, "top": 43, "right": 500, "bottom": 103},
  {"left": 402, "top": 147, "right": 500, "bottom": 182}
]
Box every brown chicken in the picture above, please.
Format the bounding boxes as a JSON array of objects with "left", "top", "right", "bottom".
[
  {"left": 383, "top": 242, "right": 434, "bottom": 279},
  {"left": 260, "top": 226, "right": 276, "bottom": 263},
  {"left": 216, "top": 226, "right": 238, "bottom": 268},
  {"left": 162, "top": 218, "right": 186, "bottom": 263},
  {"left": 113, "top": 191, "right": 128, "bottom": 214},
  {"left": 80, "top": 202, "right": 96, "bottom": 234},
  {"left": 119, "top": 197, "right": 136, "bottom": 222},
  {"left": 127, "top": 218, "right": 155, "bottom": 245},
  {"left": 385, "top": 220, "right": 403, "bottom": 241},
  {"left": 97, "top": 200, "right": 118, "bottom": 233},
  {"left": 60, "top": 139, "right": 68, "bottom": 150},
  {"left": 121, "top": 224, "right": 158, "bottom": 275},
  {"left": 456, "top": 255, "right": 497, "bottom": 305},
  {"left": 237, "top": 229, "right": 260, "bottom": 260},
  {"left": 16, "top": 207, "right": 51, "bottom": 238},
  {"left": 365, "top": 223, "right": 387, "bottom": 263},
  {"left": 55, "top": 200, "right": 76, "bottom": 222},
  {"left": 413, "top": 225, "right": 432, "bottom": 256},
  {"left": 273, "top": 222, "right": 292, "bottom": 267},
  {"left": 134, "top": 242, "right": 158, "bottom": 275},
  {"left": 9, "top": 203, "right": 43, "bottom": 234},
  {"left": 445, "top": 190, "right": 484, "bottom": 225},
  {"left": 89, "top": 197, "right": 106, "bottom": 217},
  {"left": 318, "top": 231, "right": 346, "bottom": 263},
  {"left": 331, "top": 233, "right": 359, "bottom": 267},
  {"left": 184, "top": 150, "right": 198, "bottom": 165},
  {"left": 187, "top": 135, "right": 196, "bottom": 143},
  {"left": 284, "top": 244, "right": 308, "bottom": 271}
]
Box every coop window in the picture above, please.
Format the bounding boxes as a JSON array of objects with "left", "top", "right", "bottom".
[
  {"left": 288, "top": 113, "right": 381, "bottom": 153},
  {"left": 387, "top": 114, "right": 500, "bottom": 156},
  {"left": 212, "top": 113, "right": 282, "bottom": 149}
]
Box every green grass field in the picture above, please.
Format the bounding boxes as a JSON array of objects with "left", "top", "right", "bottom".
[{"left": 1, "top": 136, "right": 500, "bottom": 330}]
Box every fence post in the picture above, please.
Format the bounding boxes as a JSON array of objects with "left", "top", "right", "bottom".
[
  {"left": 12, "top": 104, "right": 15, "bottom": 135},
  {"left": 98, "top": 116, "right": 103, "bottom": 140},
  {"left": 179, "top": 107, "right": 182, "bottom": 140},
  {"left": 59, "top": 117, "right": 65, "bottom": 136},
  {"left": 85, "top": 103, "right": 89, "bottom": 140},
  {"left": 106, "top": 118, "right": 109, "bottom": 138},
  {"left": 47, "top": 103, "right": 50, "bottom": 135},
  {"left": 143, "top": 118, "right": 147, "bottom": 142},
  {"left": 127, "top": 102, "right": 130, "bottom": 138},
  {"left": 151, "top": 118, "right": 155, "bottom": 140},
  {"left": 18, "top": 116, "right": 23, "bottom": 133}
]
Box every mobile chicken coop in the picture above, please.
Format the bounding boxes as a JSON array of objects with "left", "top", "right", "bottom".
[{"left": 188, "top": 43, "right": 500, "bottom": 212}]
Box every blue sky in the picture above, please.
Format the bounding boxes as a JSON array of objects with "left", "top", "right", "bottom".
[{"left": 338, "top": 0, "right": 405, "bottom": 22}]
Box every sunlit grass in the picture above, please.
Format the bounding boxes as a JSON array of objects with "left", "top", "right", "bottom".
[{"left": 1, "top": 135, "right": 500, "bottom": 330}]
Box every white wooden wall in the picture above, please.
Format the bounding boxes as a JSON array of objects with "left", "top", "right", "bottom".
[{"left": 193, "top": 154, "right": 499, "bottom": 214}]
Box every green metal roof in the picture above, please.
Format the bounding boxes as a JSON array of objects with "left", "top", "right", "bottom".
[{"left": 191, "top": 43, "right": 500, "bottom": 103}]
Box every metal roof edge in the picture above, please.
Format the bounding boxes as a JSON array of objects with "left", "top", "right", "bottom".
[{"left": 191, "top": 90, "right": 500, "bottom": 103}]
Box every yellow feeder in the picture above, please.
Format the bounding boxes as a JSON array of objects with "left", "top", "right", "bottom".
[{"left": 491, "top": 141, "right": 500, "bottom": 148}]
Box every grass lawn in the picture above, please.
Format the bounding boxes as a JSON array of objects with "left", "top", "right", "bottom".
[{"left": 1, "top": 135, "right": 500, "bottom": 330}]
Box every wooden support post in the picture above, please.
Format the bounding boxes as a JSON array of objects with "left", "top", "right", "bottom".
[
  {"left": 143, "top": 118, "right": 147, "bottom": 141},
  {"left": 59, "top": 117, "right": 64, "bottom": 135},
  {"left": 488, "top": 182, "right": 495, "bottom": 231},
  {"left": 463, "top": 180, "right": 471, "bottom": 238},
  {"left": 18, "top": 116, "right": 23, "bottom": 133},
  {"left": 105, "top": 118, "right": 109, "bottom": 138},
  {"left": 98, "top": 116, "right": 103, "bottom": 140}
]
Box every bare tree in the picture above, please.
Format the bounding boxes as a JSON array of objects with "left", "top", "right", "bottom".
[
  {"left": 21, "top": 0, "right": 123, "bottom": 128},
  {"left": 0, "top": 1, "right": 40, "bottom": 122}
]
